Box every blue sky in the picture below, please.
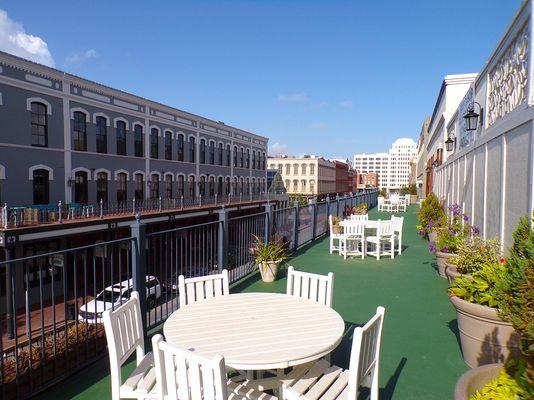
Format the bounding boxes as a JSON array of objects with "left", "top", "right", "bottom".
[{"left": 0, "top": 0, "right": 522, "bottom": 158}]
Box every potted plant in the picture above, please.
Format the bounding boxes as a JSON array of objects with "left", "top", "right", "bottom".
[
  {"left": 352, "top": 203, "right": 367, "bottom": 215},
  {"left": 446, "top": 236, "right": 500, "bottom": 284},
  {"left": 252, "top": 235, "right": 289, "bottom": 282},
  {"left": 448, "top": 262, "right": 520, "bottom": 368},
  {"left": 417, "top": 192, "right": 446, "bottom": 241},
  {"left": 454, "top": 216, "right": 533, "bottom": 399},
  {"left": 331, "top": 216, "right": 342, "bottom": 234},
  {"left": 400, "top": 183, "right": 418, "bottom": 204}
]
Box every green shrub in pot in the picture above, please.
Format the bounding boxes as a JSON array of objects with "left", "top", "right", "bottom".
[
  {"left": 252, "top": 235, "right": 289, "bottom": 282},
  {"left": 417, "top": 192, "right": 446, "bottom": 238},
  {"left": 451, "top": 237, "right": 502, "bottom": 275},
  {"left": 448, "top": 262, "right": 505, "bottom": 307},
  {"left": 469, "top": 359, "right": 531, "bottom": 399}
]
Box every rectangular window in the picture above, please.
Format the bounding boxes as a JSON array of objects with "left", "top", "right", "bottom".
[
  {"left": 134, "top": 125, "right": 143, "bottom": 157},
  {"left": 165, "top": 175, "right": 172, "bottom": 199},
  {"left": 177, "top": 134, "right": 184, "bottom": 161},
  {"left": 165, "top": 132, "right": 172, "bottom": 160},
  {"left": 151, "top": 128, "right": 159, "bottom": 158},
  {"left": 116, "top": 121, "right": 127, "bottom": 155},
  {"left": 189, "top": 137, "right": 195, "bottom": 163},
  {"left": 96, "top": 117, "right": 107, "bottom": 153},
  {"left": 209, "top": 142, "right": 215, "bottom": 165},
  {"left": 31, "top": 102, "right": 48, "bottom": 147},
  {"left": 73, "top": 112, "right": 87, "bottom": 151}
]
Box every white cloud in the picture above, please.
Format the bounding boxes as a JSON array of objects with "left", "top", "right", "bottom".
[
  {"left": 65, "top": 49, "right": 98, "bottom": 65},
  {"left": 339, "top": 100, "right": 354, "bottom": 109},
  {"left": 269, "top": 142, "right": 288, "bottom": 156},
  {"left": 0, "top": 9, "right": 54, "bottom": 67},
  {"left": 310, "top": 122, "right": 327, "bottom": 130},
  {"left": 278, "top": 93, "right": 310, "bottom": 103}
]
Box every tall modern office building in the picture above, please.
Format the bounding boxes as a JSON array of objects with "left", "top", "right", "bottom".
[
  {"left": 0, "top": 51, "right": 268, "bottom": 207},
  {"left": 353, "top": 138, "right": 417, "bottom": 193}
]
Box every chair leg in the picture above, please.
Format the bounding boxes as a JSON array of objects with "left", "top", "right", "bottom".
[
  {"left": 390, "top": 239, "right": 394, "bottom": 259},
  {"left": 370, "top": 366, "right": 379, "bottom": 400},
  {"left": 399, "top": 235, "right": 402, "bottom": 254}
]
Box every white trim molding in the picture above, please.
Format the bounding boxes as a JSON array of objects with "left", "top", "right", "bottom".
[
  {"left": 132, "top": 121, "right": 145, "bottom": 130},
  {"left": 0, "top": 164, "right": 5, "bottom": 179},
  {"left": 26, "top": 97, "right": 52, "bottom": 114},
  {"left": 149, "top": 125, "right": 162, "bottom": 136},
  {"left": 132, "top": 170, "right": 146, "bottom": 180},
  {"left": 70, "top": 107, "right": 90, "bottom": 120},
  {"left": 149, "top": 170, "right": 162, "bottom": 178},
  {"left": 176, "top": 173, "right": 186, "bottom": 180},
  {"left": 28, "top": 164, "right": 54, "bottom": 180},
  {"left": 114, "top": 117, "right": 130, "bottom": 130},
  {"left": 92, "top": 112, "right": 111, "bottom": 126},
  {"left": 71, "top": 167, "right": 92, "bottom": 180},
  {"left": 93, "top": 168, "right": 111, "bottom": 180},
  {"left": 163, "top": 129, "right": 174, "bottom": 139},
  {"left": 114, "top": 169, "right": 130, "bottom": 180},
  {"left": 163, "top": 172, "right": 174, "bottom": 181}
]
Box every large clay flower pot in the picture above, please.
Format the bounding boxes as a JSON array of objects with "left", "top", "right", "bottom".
[
  {"left": 436, "top": 251, "right": 456, "bottom": 278},
  {"left": 450, "top": 296, "right": 520, "bottom": 368},
  {"left": 454, "top": 363, "right": 502, "bottom": 400},
  {"left": 258, "top": 260, "right": 281, "bottom": 282},
  {"left": 445, "top": 262, "right": 467, "bottom": 284}
]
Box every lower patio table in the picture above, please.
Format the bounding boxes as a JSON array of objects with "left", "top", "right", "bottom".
[{"left": 163, "top": 292, "right": 345, "bottom": 370}]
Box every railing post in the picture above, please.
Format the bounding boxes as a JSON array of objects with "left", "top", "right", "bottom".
[
  {"left": 100, "top": 199, "right": 104, "bottom": 218},
  {"left": 133, "top": 198, "right": 136, "bottom": 215},
  {"left": 4, "top": 247, "right": 14, "bottom": 339},
  {"left": 215, "top": 193, "right": 218, "bottom": 206},
  {"left": 310, "top": 197, "right": 317, "bottom": 240},
  {"left": 325, "top": 195, "right": 331, "bottom": 218},
  {"left": 217, "top": 206, "right": 229, "bottom": 273},
  {"left": 335, "top": 194, "right": 340, "bottom": 217},
  {"left": 264, "top": 202, "right": 273, "bottom": 244},
  {"left": 158, "top": 196, "right": 162, "bottom": 211},
  {"left": 131, "top": 214, "right": 147, "bottom": 332},
  {"left": 292, "top": 200, "right": 299, "bottom": 252},
  {"left": 57, "top": 201, "right": 62, "bottom": 224}
]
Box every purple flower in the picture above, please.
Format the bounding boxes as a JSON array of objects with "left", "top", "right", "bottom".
[
  {"left": 471, "top": 226, "right": 480, "bottom": 236},
  {"left": 426, "top": 221, "right": 435, "bottom": 229},
  {"left": 428, "top": 242, "right": 437, "bottom": 254},
  {"left": 418, "top": 229, "right": 425, "bottom": 236},
  {"left": 441, "top": 245, "right": 450, "bottom": 253},
  {"left": 462, "top": 214, "right": 469, "bottom": 222},
  {"left": 448, "top": 227, "right": 455, "bottom": 235}
]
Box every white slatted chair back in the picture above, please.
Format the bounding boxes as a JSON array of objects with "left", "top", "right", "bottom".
[
  {"left": 328, "top": 215, "right": 339, "bottom": 234},
  {"left": 404, "top": 194, "right": 411, "bottom": 204},
  {"left": 103, "top": 291, "right": 145, "bottom": 399},
  {"left": 349, "top": 214, "right": 368, "bottom": 221},
  {"left": 377, "top": 197, "right": 384, "bottom": 206},
  {"left": 286, "top": 266, "right": 334, "bottom": 307},
  {"left": 347, "top": 306, "right": 386, "bottom": 399},
  {"left": 377, "top": 220, "right": 393, "bottom": 237},
  {"left": 152, "top": 334, "right": 228, "bottom": 400},
  {"left": 391, "top": 216, "right": 404, "bottom": 233},
  {"left": 178, "top": 270, "right": 229, "bottom": 308},
  {"left": 343, "top": 221, "right": 365, "bottom": 236},
  {"left": 389, "top": 194, "right": 399, "bottom": 203}
]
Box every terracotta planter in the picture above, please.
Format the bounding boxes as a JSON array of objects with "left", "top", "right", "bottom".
[
  {"left": 454, "top": 363, "right": 502, "bottom": 400},
  {"left": 428, "top": 230, "right": 438, "bottom": 243},
  {"left": 436, "top": 251, "right": 456, "bottom": 278},
  {"left": 258, "top": 260, "right": 281, "bottom": 283},
  {"left": 450, "top": 296, "right": 520, "bottom": 368}
]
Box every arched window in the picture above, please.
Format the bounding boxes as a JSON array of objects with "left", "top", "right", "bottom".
[
  {"left": 293, "top": 164, "right": 299, "bottom": 175},
  {"left": 240, "top": 148, "right": 244, "bottom": 168},
  {"left": 246, "top": 149, "right": 250, "bottom": 168},
  {"left": 293, "top": 180, "right": 298, "bottom": 192},
  {"left": 33, "top": 169, "right": 49, "bottom": 205},
  {"left": 177, "top": 175, "right": 184, "bottom": 198},
  {"left": 233, "top": 177, "right": 238, "bottom": 195},
  {"left": 74, "top": 171, "right": 88, "bottom": 204},
  {"left": 245, "top": 178, "right": 250, "bottom": 195},
  {"left": 150, "top": 128, "right": 159, "bottom": 159},
  {"left": 199, "top": 176, "right": 206, "bottom": 196},
  {"left": 252, "top": 151, "right": 256, "bottom": 170},
  {"left": 209, "top": 176, "right": 215, "bottom": 196},
  {"left": 116, "top": 121, "right": 127, "bottom": 155},
  {"left": 309, "top": 180, "right": 315, "bottom": 194},
  {"left": 96, "top": 116, "right": 107, "bottom": 153},
  {"left": 301, "top": 179, "right": 307, "bottom": 193},
  {"left": 150, "top": 174, "right": 160, "bottom": 199},
  {"left": 31, "top": 102, "right": 48, "bottom": 147},
  {"left": 117, "top": 173, "right": 128, "bottom": 203},
  {"left": 301, "top": 164, "right": 307, "bottom": 175},
  {"left": 134, "top": 173, "right": 144, "bottom": 201},
  {"left": 96, "top": 172, "right": 108, "bottom": 204},
  {"left": 189, "top": 136, "right": 195, "bottom": 163},
  {"left": 218, "top": 143, "right": 223, "bottom": 166},
  {"left": 177, "top": 133, "right": 184, "bottom": 161},
  {"left": 200, "top": 139, "right": 206, "bottom": 164},
  {"left": 226, "top": 144, "right": 231, "bottom": 166},
  {"left": 269, "top": 164, "right": 276, "bottom": 170},
  {"left": 285, "top": 179, "right": 290, "bottom": 190},
  {"left": 310, "top": 164, "right": 315, "bottom": 175},
  {"left": 262, "top": 152, "right": 266, "bottom": 170},
  {"left": 285, "top": 164, "right": 291, "bottom": 174},
  {"left": 217, "top": 177, "right": 223, "bottom": 196},
  {"left": 134, "top": 125, "right": 144, "bottom": 157},
  {"left": 165, "top": 175, "right": 173, "bottom": 199},
  {"left": 239, "top": 177, "right": 244, "bottom": 194},
  {"left": 164, "top": 131, "right": 172, "bottom": 160},
  {"left": 233, "top": 146, "right": 238, "bottom": 167},
  {"left": 225, "top": 177, "right": 230, "bottom": 195},
  {"left": 188, "top": 176, "right": 195, "bottom": 198},
  {"left": 209, "top": 141, "right": 215, "bottom": 165},
  {"left": 277, "top": 164, "right": 282, "bottom": 173},
  {"left": 73, "top": 111, "right": 87, "bottom": 151}
]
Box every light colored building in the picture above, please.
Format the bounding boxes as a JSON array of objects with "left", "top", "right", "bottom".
[
  {"left": 268, "top": 155, "right": 336, "bottom": 195},
  {"left": 353, "top": 138, "right": 417, "bottom": 193},
  {"left": 415, "top": 117, "right": 431, "bottom": 198}
]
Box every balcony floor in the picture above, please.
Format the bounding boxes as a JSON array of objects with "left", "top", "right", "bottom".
[{"left": 40, "top": 205, "right": 468, "bottom": 400}]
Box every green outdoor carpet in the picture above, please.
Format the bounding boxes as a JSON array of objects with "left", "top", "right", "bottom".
[{"left": 40, "top": 205, "right": 468, "bottom": 400}]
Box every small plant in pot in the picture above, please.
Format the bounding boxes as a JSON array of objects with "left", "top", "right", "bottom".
[
  {"left": 417, "top": 192, "right": 446, "bottom": 240},
  {"left": 331, "top": 216, "right": 342, "bottom": 234},
  {"left": 352, "top": 203, "right": 368, "bottom": 215},
  {"left": 446, "top": 237, "right": 500, "bottom": 284},
  {"left": 252, "top": 235, "right": 289, "bottom": 283}
]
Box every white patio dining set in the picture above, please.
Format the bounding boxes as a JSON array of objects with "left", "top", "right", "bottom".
[
  {"left": 102, "top": 268, "right": 386, "bottom": 400},
  {"left": 377, "top": 194, "right": 410, "bottom": 213},
  {"left": 329, "top": 213, "right": 404, "bottom": 260}
]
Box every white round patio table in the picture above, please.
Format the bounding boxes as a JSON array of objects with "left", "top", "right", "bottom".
[{"left": 163, "top": 292, "right": 345, "bottom": 370}]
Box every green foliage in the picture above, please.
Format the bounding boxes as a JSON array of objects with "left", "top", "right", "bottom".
[
  {"left": 400, "top": 183, "right": 417, "bottom": 195},
  {"left": 252, "top": 235, "right": 289, "bottom": 264},
  {"left": 496, "top": 215, "right": 534, "bottom": 386},
  {"left": 448, "top": 263, "right": 505, "bottom": 307},
  {"left": 289, "top": 194, "right": 309, "bottom": 206},
  {"left": 379, "top": 188, "right": 387, "bottom": 198},
  {"left": 418, "top": 192, "right": 446, "bottom": 235},
  {"left": 451, "top": 237, "right": 502, "bottom": 274},
  {"left": 469, "top": 359, "right": 533, "bottom": 400},
  {"left": 351, "top": 203, "right": 368, "bottom": 214}
]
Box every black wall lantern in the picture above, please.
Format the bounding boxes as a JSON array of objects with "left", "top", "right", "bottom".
[
  {"left": 464, "top": 102, "right": 484, "bottom": 131},
  {"left": 445, "top": 134, "right": 455, "bottom": 152},
  {"left": 432, "top": 160, "right": 439, "bottom": 168},
  {"left": 425, "top": 166, "right": 431, "bottom": 173}
]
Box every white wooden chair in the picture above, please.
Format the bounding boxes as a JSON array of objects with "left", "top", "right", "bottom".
[
  {"left": 287, "top": 266, "right": 334, "bottom": 307},
  {"left": 280, "top": 306, "right": 386, "bottom": 400},
  {"left": 340, "top": 221, "right": 366, "bottom": 260},
  {"left": 103, "top": 291, "right": 158, "bottom": 400},
  {"left": 377, "top": 197, "right": 385, "bottom": 212},
  {"left": 365, "top": 220, "right": 394, "bottom": 260},
  {"left": 403, "top": 194, "right": 411, "bottom": 205},
  {"left": 151, "top": 334, "right": 276, "bottom": 400},
  {"left": 391, "top": 216, "right": 404, "bottom": 255},
  {"left": 349, "top": 214, "right": 368, "bottom": 221},
  {"left": 178, "top": 269, "right": 229, "bottom": 307},
  {"left": 397, "top": 197, "right": 407, "bottom": 212},
  {"left": 328, "top": 215, "right": 343, "bottom": 254}
]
